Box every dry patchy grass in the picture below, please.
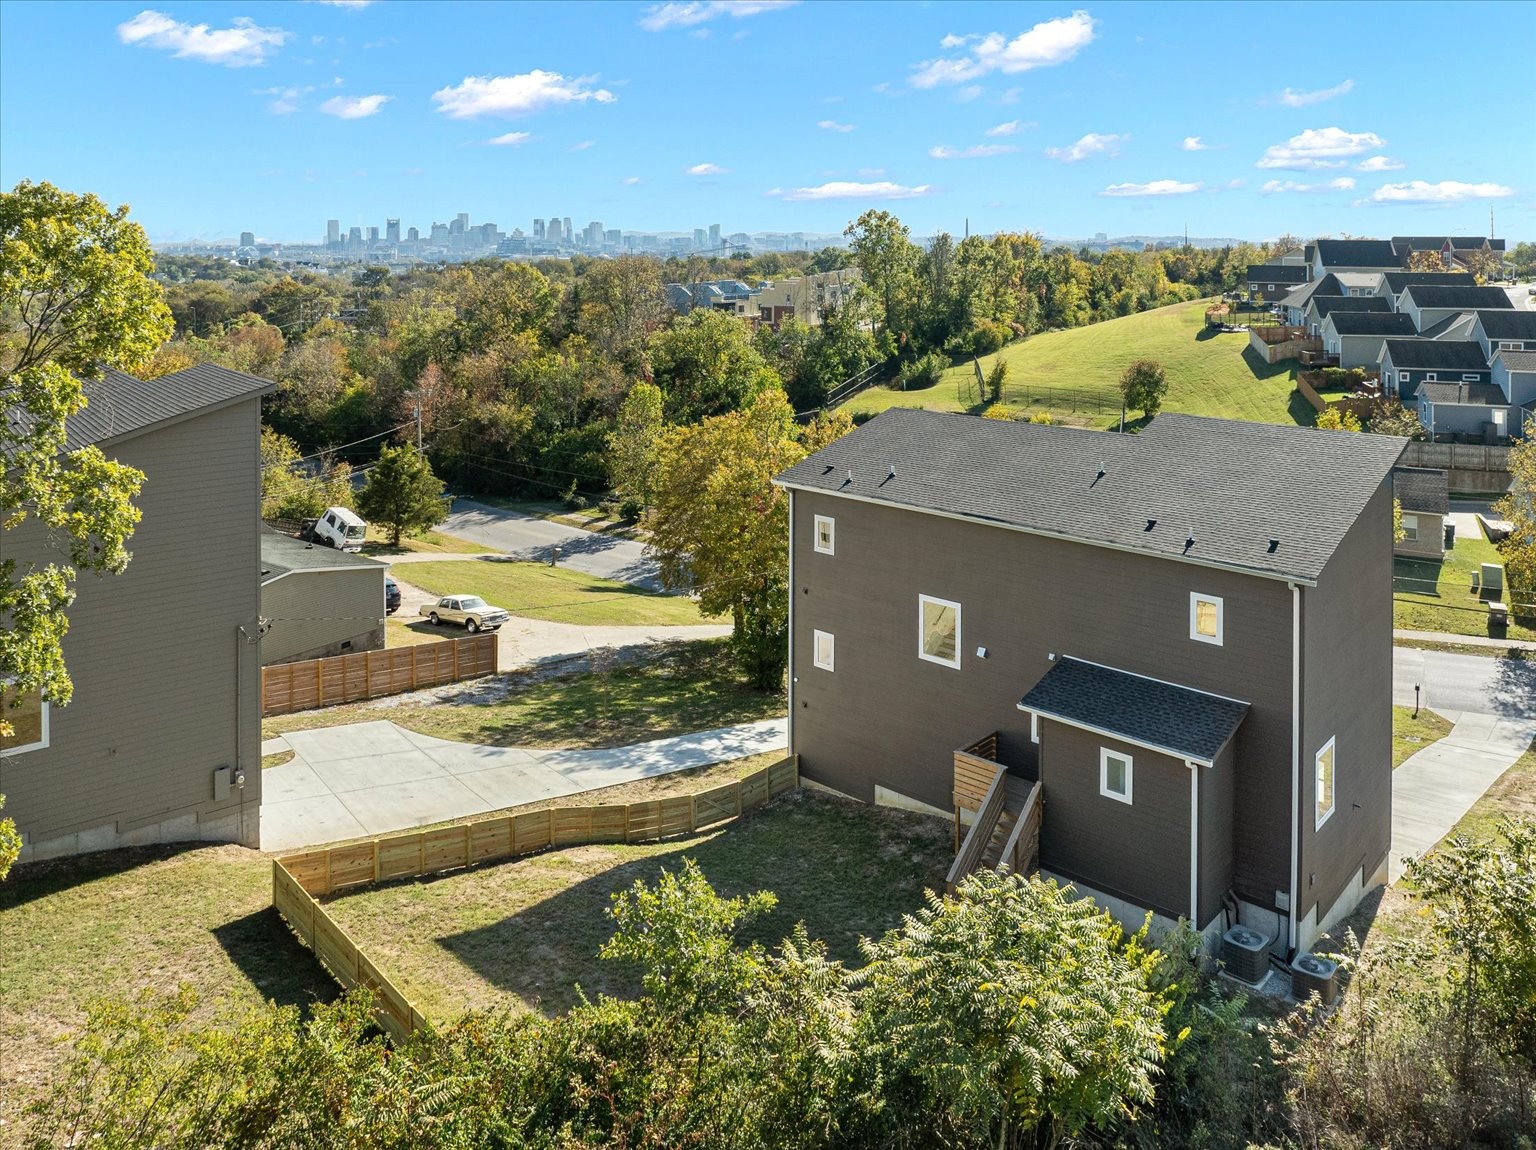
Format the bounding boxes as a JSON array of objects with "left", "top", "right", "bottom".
[{"left": 1392, "top": 705, "right": 1455, "bottom": 768}]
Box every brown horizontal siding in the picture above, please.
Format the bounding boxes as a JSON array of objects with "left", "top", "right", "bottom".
[
  {"left": 790, "top": 488, "right": 1295, "bottom": 912},
  {"left": 0, "top": 399, "right": 263, "bottom": 845}
]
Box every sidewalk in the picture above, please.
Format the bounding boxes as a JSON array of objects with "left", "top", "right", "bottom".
[
  {"left": 260, "top": 717, "right": 788, "bottom": 853},
  {"left": 1394, "top": 628, "right": 1536, "bottom": 652}
]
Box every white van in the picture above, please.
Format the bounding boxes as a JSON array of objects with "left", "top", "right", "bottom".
[{"left": 312, "top": 506, "right": 367, "bottom": 552}]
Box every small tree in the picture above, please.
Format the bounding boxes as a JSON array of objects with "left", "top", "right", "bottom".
[
  {"left": 986, "top": 358, "right": 1008, "bottom": 405},
  {"left": 608, "top": 381, "right": 666, "bottom": 511},
  {"left": 1315, "top": 406, "right": 1362, "bottom": 432},
  {"left": 1119, "top": 358, "right": 1169, "bottom": 418},
  {"left": 355, "top": 444, "right": 450, "bottom": 545},
  {"left": 1367, "top": 398, "right": 1426, "bottom": 439},
  {"left": 1494, "top": 435, "right": 1536, "bottom": 595}
]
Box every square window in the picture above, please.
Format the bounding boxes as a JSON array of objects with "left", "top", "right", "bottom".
[
  {"left": 1100, "top": 748, "right": 1133, "bottom": 804},
  {"left": 813, "top": 514, "right": 835, "bottom": 556},
  {"left": 812, "top": 629, "right": 835, "bottom": 672},
  {"left": 1402, "top": 514, "right": 1419, "bottom": 542},
  {"left": 0, "top": 682, "right": 49, "bottom": 756},
  {"left": 918, "top": 595, "right": 961, "bottom": 668},
  {"left": 1315, "top": 737, "right": 1336, "bottom": 828},
  {"left": 1190, "top": 592, "right": 1224, "bottom": 645}
]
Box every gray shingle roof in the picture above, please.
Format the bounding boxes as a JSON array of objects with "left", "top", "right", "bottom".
[
  {"left": 62, "top": 364, "right": 276, "bottom": 451},
  {"left": 1393, "top": 467, "right": 1449, "bottom": 515},
  {"left": 1311, "top": 295, "right": 1391, "bottom": 319},
  {"left": 1417, "top": 383, "right": 1508, "bottom": 406},
  {"left": 774, "top": 409, "right": 1405, "bottom": 585},
  {"left": 260, "top": 528, "right": 387, "bottom": 582},
  {"left": 1315, "top": 239, "right": 1401, "bottom": 269},
  {"left": 1325, "top": 312, "right": 1417, "bottom": 336},
  {"left": 1380, "top": 271, "right": 1476, "bottom": 294},
  {"left": 1420, "top": 312, "right": 1479, "bottom": 341},
  {"left": 1497, "top": 350, "right": 1536, "bottom": 373},
  {"left": 1281, "top": 275, "right": 1341, "bottom": 309},
  {"left": 1402, "top": 285, "right": 1516, "bottom": 311},
  {"left": 1381, "top": 340, "right": 1490, "bottom": 371},
  {"left": 1476, "top": 310, "right": 1536, "bottom": 341},
  {"left": 1247, "top": 264, "right": 1307, "bottom": 284},
  {"left": 1017, "top": 656, "right": 1249, "bottom": 764}
]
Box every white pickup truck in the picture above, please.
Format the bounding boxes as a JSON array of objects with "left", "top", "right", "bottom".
[{"left": 309, "top": 506, "right": 367, "bottom": 552}]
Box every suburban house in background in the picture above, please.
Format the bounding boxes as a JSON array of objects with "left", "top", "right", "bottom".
[
  {"left": 1319, "top": 311, "right": 1416, "bottom": 368},
  {"left": 1392, "top": 467, "right": 1449, "bottom": 560},
  {"left": 1396, "top": 284, "right": 1515, "bottom": 334},
  {"left": 1311, "top": 239, "right": 1402, "bottom": 278},
  {"left": 775, "top": 408, "right": 1404, "bottom": 958},
  {"left": 1416, "top": 382, "right": 1517, "bottom": 442},
  {"left": 664, "top": 269, "right": 861, "bottom": 328},
  {"left": 1380, "top": 339, "right": 1493, "bottom": 401},
  {"left": 1, "top": 364, "right": 274, "bottom": 861},
  {"left": 1305, "top": 293, "right": 1390, "bottom": 337},
  {"left": 1246, "top": 264, "right": 1307, "bottom": 302},
  {"left": 259, "top": 530, "right": 388, "bottom": 666}
]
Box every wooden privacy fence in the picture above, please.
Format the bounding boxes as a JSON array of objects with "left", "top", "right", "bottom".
[
  {"left": 272, "top": 755, "right": 799, "bottom": 1041},
  {"left": 262, "top": 633, "right": 497, "bottom": 716}
]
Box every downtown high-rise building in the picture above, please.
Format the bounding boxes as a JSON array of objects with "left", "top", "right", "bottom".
[
  {"left": 326, "top": 219, "right": 340, "bottom": 246},
  {"left": 709, "top": 223, "right": 720, "bottom": 248},
  {"left": 533, "top": 218, "right": 545, "bottom": 239},
  {"left": 562, "top": 217, "right": 572, "bottom": 242},
  {"left": 407, "top": 226, "right": 420, "bottom": 242},
  {"left": 239, "top": 231, "right": 255, "bottom": 247},
  {"left": 693, "top": 228, "right": 707, "bottom": 249},
  {"left": 347, "top": 226, "right": 363, "bottom": 249},
  {"left": 386, "top": 218, "right": 400, "bottom": 244},
  {"left": 367, "top": 226, "right": 380, "bottom": 243},
  {"left": 546, "top": 216, "right": 563, "bottom": 243}
]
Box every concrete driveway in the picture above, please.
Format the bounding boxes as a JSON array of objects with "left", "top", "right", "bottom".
[
  {"left": 260, "top": 717, "right": 788, "bottom": 852},
  {"left": 438, "top": 499, "right": 660, "bottom": 589}
]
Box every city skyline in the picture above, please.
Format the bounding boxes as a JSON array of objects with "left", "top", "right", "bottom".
[{"left": 1, "top": 2, "right": 1532, "bottom": 244}]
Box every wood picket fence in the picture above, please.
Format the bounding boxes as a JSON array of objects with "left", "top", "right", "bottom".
[
  {"left": 262, "top": 633, "right": 497, "bottom": 716},
  {"left": 272, "top": 755, "right": 799, "bottom": 1041}
]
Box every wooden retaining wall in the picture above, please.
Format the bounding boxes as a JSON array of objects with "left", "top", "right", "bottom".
[
  {"left": 271, "top": 755, "right": 799, "bottom": 1041},
  {"left": 262, "top": 633, "right": 497, "bottom": 716}
]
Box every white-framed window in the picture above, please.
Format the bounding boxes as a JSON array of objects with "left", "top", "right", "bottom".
[
  {"left": 0, "top": 681, "right": 49, "bottom": 756},
  {"left": 1424, "top": 372, "right": 1438, "bottom": 382},
  {"left": 1030, "top": 711, "right": 1040, "bottom": 744},
  {"left": 918, "top": 594, "right": 962, "bottom": 668},
  {"left": 1190, "top": 592, "right": 1224, "bottom": 645},
  {"left": 1499, "top": 341, "right": 1523, "bottom": 351},
  {"left": 813, "top": 514, "right": 835, "bottom": 556},
  {"left": 812, "top": 629, "right": 835, "bottom": 672},
  {"left": 1462, "top": 374, "right": 1481, "bottom": 382},
  {"left": 1401, "top": 514, "right": 1419, "bottom": 542},
  {"left": 1315, "top": 737, "right": 1337, "bottom": 829},
  {"left": 1100, "top": 748, "right": 1133, "bottom": 805}
]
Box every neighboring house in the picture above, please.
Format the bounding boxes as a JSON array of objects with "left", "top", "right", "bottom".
[
  {"left": 1470, "top": 308, "right": 1536, "bottom": 362},
  {"left": 1376, "top": 270, "right": 1475, "bottom": 303},
  {"left": 1392, "top": 467, "right": 1449, "bottom": 560},
  {"left": 1416, "top": 382, "right": 1516, "bottom": 442},
  {"left": 259, "top": 530, "right": 388, "bottom": 666},
  {"left": 1328, "top": 271, "right": 1384, "bottom": 297},
  {"left": 1280, "top": 275, "right": 1343, "bottom": 327},
  {"left": 1378, "top": 339, "right": 1492, "bottom": 400},
  {"left": 1310, "top": 239, "right": 1402, "bottom": 279},
  {"left": 755, "top": 269, "right": 862, "bottom": 327},
  {"left": 1305, "top": 293, "right": 1390, "bottom": 337},
  {"left": 1418, "top": 311, "right": 1480, "bottom": 342},
  {"left": 666, "top": 279, "right": 759, "bottom": 318},
  {"left": 774, "top": 409, "right": 1403, "bottom": 957},
  {"left": 1398, "top": 285, "right": 1515, "bottom": 333},
  {"left": 1319, "top": 311, "right": 1417, "bottom": 368},
  {"left": 1, "top": 364, "right": 274, "bottom": 861},
  {"left": 1491, "top": 350, "right": 1536, "bottom": 410},
  {"left": 1390, "top": 236, "right": 1506, "bottom": 268},
  {"left": 1246, "top": 264, "right": 1307, "bottom": 301}
]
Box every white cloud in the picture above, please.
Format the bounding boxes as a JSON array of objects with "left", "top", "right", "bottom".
[
  {"left": 767, "top": 181, "right": 935, "bottom": 202},
  {"left": 486, "top": 131, "right": 532, "bottom": 146},
  {"left": 319, "top": 93, "right": 389, "bottom": 119},
  {"left": 986, "top": 120, "right": 1022, "bottom": 137},
  {"left": 1256, "top": 126, "right": 1384, "bottom": 170},
  {"left": 639, "top": 0, "right": 797, "bottom": 31},
  {"left": 817, "top": 119, "right": 855, "bottom": 132},
  {"left": 117, "top": 10, "right": 287, "bottom": 66},
  {"left": 1278, "top": 79, "right": 1354, "bottom": 107},
  {"left": 262, "top": 84, "right": 313, "bottom": 114},
  {"left": 623, "top": 176, "right": 643, "bottom": 185},
  {"left": 1362, "top": 180, "right": 1515, "bottom": 204},
  {"left": 955, "top": 85, "right": 983, "bottom": 102},
  {"left": 1045, "top": 132, "right": 1125, "bottom": 162},
  {"left": 1356, "top": 155, "right": 1405, "bottom": 172},
  {"left": 312, "top": 0, "right": 374, "bottom": 7},
  {"left": 1181, "top": 135, "right": 1207, "bottom": 151},
  {"left": 1259, "top": 177, "right": 1356, "bottom": 194},
  {"left": 910, "top": 10, "right": 1096, "bottom": 87},
  {"left": 570, "top": 139, "right": 596, "bottom": 150},
  {"left": 687, "top": 162, "right": 728, "bottom": 175},
  {"left": 858, "top": 167, "right": 886, "bottom": 178},
  {"left": 930, "top": 143, "right": 1018, "bottom": 159},
  {"left": 1100, "top": 179, "right": 1201, "bottom": 197},
  {"left": 431, "top": 70, "right": 616, "bottom": 118}
]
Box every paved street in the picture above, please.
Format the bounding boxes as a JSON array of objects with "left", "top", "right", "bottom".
[
  {"left": 438, "top": 499, "right": 660, "bottom": 589},
  {"left": 1392, "top": 644, "right": 1536, "bottom": 721},
  {"left": 261, "top": 717, "right": 789, "bottom": 852}
]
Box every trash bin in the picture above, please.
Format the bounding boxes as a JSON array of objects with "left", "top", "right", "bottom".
[
  {"left": 1489, "top": 601, "right": 1509, "bottom": 636},
  {"left": 1444, "top": 522, "right": 1456, "bottom": 550}
]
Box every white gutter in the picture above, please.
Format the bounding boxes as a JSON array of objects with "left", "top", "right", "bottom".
[
  {"left": 786, "top": 489, "right": 795, "bottom": 756},
  {"left": 1288, "top": 581, "right": 1301, "bottom": 954},
  {"left": 1188, "top": 759, "right": 1200, "bottom": 925}
]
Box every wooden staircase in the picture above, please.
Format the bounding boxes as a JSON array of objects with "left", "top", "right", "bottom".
[{"left": 946, "top": 735, "right": 1042, "bottom": 894}]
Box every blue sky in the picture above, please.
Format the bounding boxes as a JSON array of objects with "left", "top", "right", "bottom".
[{"left": 2, "top": 0, "right": 1532, "bottom": 244}]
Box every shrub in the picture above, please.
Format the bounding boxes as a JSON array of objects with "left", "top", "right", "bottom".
[
  {"left": 1028, "top": 411, "right": 1054, "bottom": 425},
  {"left": 967, "top": 320, "right": 1010, "bottom": 356},
  {"left": 981, "top": 403, "right": 1012, "bottom": 420},
  {"left": 619, "top": 497, "right": 644, "bottom": 520},
  {"left": 898, "top": 351, "right": 947, "bottom": 391},
  {"left": 985, "top": 359, "right": 1008, "bottom": 405}
]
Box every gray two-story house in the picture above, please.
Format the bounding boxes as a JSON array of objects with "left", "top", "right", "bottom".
[
  {"left": 1, "top": 365, "right": 273, "bottom": 860},
  {"left": 774, "top": 410, "right": 1403, "bottom": 958}
]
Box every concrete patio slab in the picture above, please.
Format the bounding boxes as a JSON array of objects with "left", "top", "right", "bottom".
[
  {"left": 260, "top": 761, "right": 332, "bottom": 804},
  {"left": 262, "top": 793, "right": 369, "bottom": 848}
]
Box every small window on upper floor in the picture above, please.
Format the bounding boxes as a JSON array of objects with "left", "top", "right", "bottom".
[
  {"left": 1315, "top": 737, "right": 1337, "bottom": 829},
  {"left": 814, "top": 514, "right": 835, "bottom": 556},
  {"left": 1100, "top": 748, "right": 1133, "bottom": 804},
  {"left": 1190, "top": 592, "right": 1224, "bottom": 646},
  {"left": 1424, "top": 372, "right": 1438, "bottom": 382},
  {"left": 1401, "top": 514, "right": 1419, "bottom": 541},
  {"left": 918, "top": 595, "right": 961, "bottom": 668},
  {"left": 0, "top": 681, "right": 49, "bottom": 756},
  {"left": 813, "top": 629, "right": 835, "bottom": 672}
]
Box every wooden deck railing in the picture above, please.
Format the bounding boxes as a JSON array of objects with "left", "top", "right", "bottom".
[
  {"left": 996, "top": 781, "right": 1042, "bottom": 877},
  {"left": 272, "top": 755, "right": 799, "bottom": 1041},
  {"left": 946, "top": 763, "right": 1007, "bottom": 894}
]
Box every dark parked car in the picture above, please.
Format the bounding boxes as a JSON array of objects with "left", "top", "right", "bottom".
[{"left": 384, "top": 575, "right": 401, "bottom": 615}]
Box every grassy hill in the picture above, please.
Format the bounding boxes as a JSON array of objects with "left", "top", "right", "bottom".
[{"left": 842, "top": 299, "right": 1313, "bottom": 429}]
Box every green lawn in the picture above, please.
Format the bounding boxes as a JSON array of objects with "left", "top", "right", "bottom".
[
  {"left": 360, "top": 527, "right": 492, "bottom": 556},
  {"left": 401, "top": 559, "right": 717, "bottom": 627},
  {"left": 323, "top": 791, "right": 952, "bottom": 1022},
  {"left": 1392, "top": 705, "right": 1455, "bottom": 768},
  {"left": 1393, "top": 522, "right": 1534, "bottom": 642},
  {"left": 264, "top": 637, "right": 786, "bottom": 750},
  {"left": 0, "top": 846, "right": 336, "bottom": 1129},
  {"left": 841, "top": 299, "right": 1308, "bottom": 427}
]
